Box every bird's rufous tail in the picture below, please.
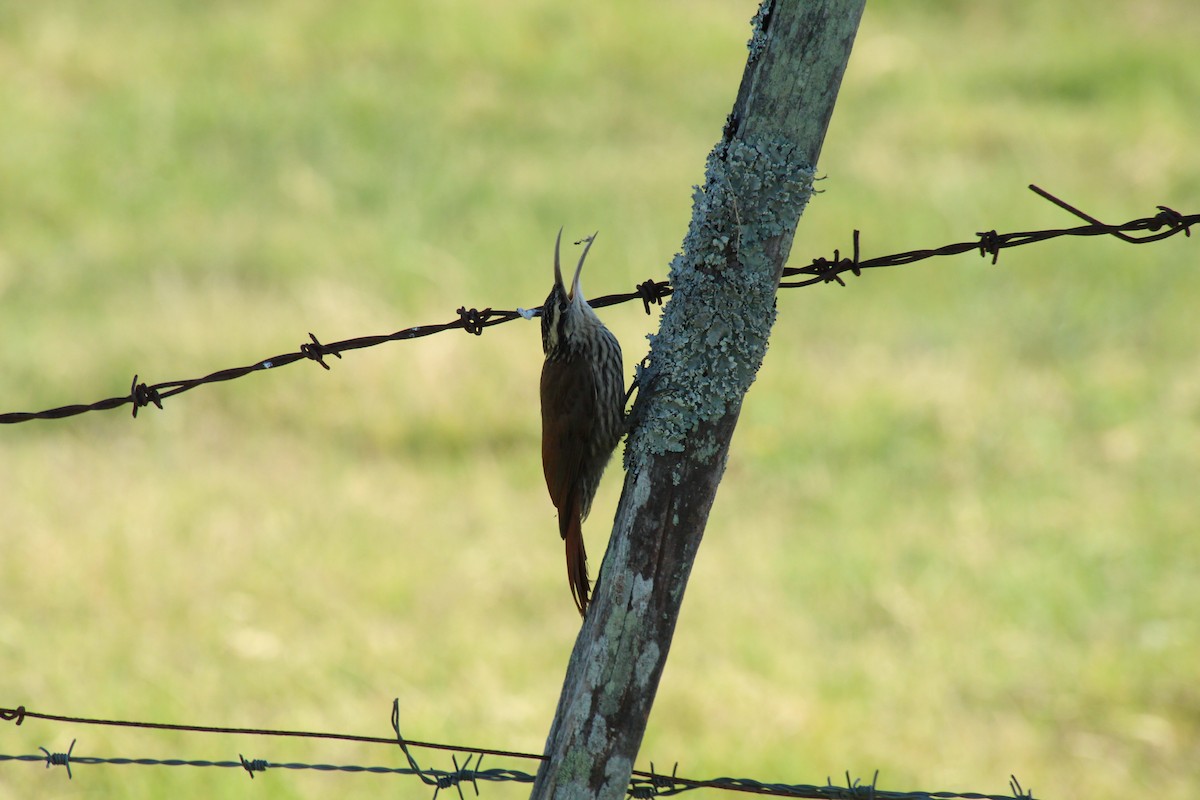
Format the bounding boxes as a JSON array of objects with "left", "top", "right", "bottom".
[{"left": 560, "top": 496, "right": 589, "bottom": 616}]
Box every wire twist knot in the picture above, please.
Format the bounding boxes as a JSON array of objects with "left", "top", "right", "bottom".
[
  {"left": 813, "top": 229, "right": 863, "bottom": 286},
  {"left": 40, "top": 739, "right": 75, "bottom": 779},
  {"left": 300, "top": 332, "right": 341, "bottom": 370},
  {"left": 635, "top": 280, "right": 670, "bottom": 315},
  {"left": 1154, "top": 205, "right": 1192, "bottom": 236},
  {"left": 976, "top": 230, "right": 1003, "bottom": 264},
  {"left": 129, "top": 375, "right": 163, "bottom": 418},
  {"left": 628, "top": 761, "right": 682, "bottom": 797},
  {"left": 457, "top": 307, "right": 493, "bottom": 336},
  {"left": 239, "top": 754, "right": 268, "bottom": 778},
  {"left": 0, "top": 706, "right": 26, "bottom": 725}
]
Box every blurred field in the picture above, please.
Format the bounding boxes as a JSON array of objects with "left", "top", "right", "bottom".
[{"left": 2, "top": 1, "right": 1199, "bottom": 798}]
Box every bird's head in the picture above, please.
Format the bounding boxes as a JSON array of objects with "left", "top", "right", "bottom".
[{"left": 541, "top": 228, "right": 598, "bottom": 356}]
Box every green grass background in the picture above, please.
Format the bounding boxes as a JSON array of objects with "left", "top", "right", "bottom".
[{"left": 2, "top": 1, "right": 1199, "bottom": 798}]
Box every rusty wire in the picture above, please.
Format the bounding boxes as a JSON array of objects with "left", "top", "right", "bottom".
[
  {"left": 0, "top": 184, "right": 1194, "bottom": 426},
  {"left": 1, "top": 703, "right": 1034, "bottom": 800}
]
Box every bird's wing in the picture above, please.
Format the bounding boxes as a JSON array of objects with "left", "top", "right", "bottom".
[{"left": 540, "top": 355, "right": 597, "bottom": 522}]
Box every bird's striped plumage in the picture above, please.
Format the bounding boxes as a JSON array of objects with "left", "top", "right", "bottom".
[{"left": 540, "top": 230, "right": 624, "bottom": 616}]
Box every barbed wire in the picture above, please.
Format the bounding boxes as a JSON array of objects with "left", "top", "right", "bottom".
[
  {"left": 0, "top": 742, "right": 536, "bottom": 789},
  {"left": 2, "top": 703, "right": 1034, "bottom": 800},
  {"left": 777, "top": 184, "right": 1193, "bottom": 288},
  {"left": 0, "top": 184, "right": 1193, "bottom": 426},
  {"left": 7, "top": 186, "right": 1173, "bottom": 797}
]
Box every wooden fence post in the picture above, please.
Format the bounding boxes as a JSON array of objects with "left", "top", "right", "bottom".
[{"left": 531, "top": 2, "right": 866, "bottom": 797}]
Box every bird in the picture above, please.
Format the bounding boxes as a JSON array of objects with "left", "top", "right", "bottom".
[{"left": 540, "top": 229, "right": 625, "bottom": 616}]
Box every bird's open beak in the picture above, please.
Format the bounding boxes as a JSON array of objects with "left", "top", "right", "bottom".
[
  {"left": 553, "top": 228, "right": 599, "bottom": 302},
  {"left": 570, "top": 232, "right": 598, "bottom": 302}
]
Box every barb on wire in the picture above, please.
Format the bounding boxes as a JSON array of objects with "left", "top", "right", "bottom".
[
  {"left": 38, "top": 738, "right": 75, "bottom": 779},
  {"left": 1, "top": 185, "right": 1194, "bottom": 426},
  {"left": 239, "top": 753, "right": 267, "bottom": 779},
  {"left": 391, "top": 699, "right": 483, "bottom": 799},
  {"left": 299, "top": 333, "right": 341, "bottom": 371},
  {"left": 1008, "top": 776, "right": 1033, "bottom": 800},
  {"left": 628, "top": 761, "right": 684, "bottom": 797}
]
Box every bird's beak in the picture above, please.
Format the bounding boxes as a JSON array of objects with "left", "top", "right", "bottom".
[
  {"left": 570, "top": 231, "right": 599, "bottom": 302},
  {"left": 553, "top": 227, "right": 566, "bottom": 295}
]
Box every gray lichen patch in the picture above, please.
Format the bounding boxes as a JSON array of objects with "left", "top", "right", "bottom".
[
  {"left": 627, "top": 136, "right": 814, "bottom": 470},
  {"left": 602, "top": 756, "right": 635, "bottom": 798},
  {"left": 589, "top": 571, "right": 653, "bottom": 718},
  {"left": 634, "top": 640, "right": 661, "bottom": 688},
  {"left": 746, "top": 0, "right": 773, "bottom": 62}
]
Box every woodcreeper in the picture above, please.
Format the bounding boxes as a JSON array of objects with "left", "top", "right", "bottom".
[{"left": 540, "top": 230, "right": 624, "bottom": 616}]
